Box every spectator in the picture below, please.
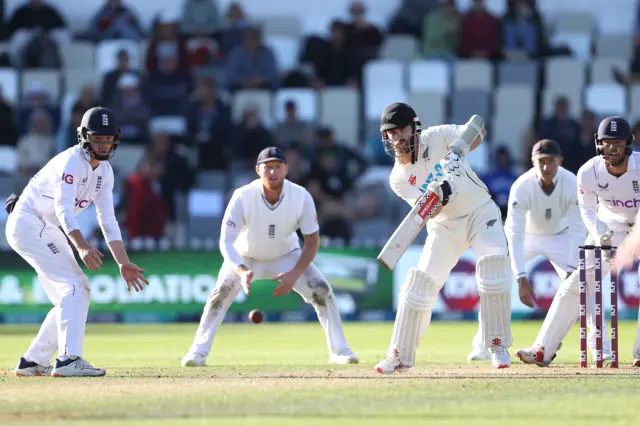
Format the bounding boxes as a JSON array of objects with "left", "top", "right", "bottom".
[
  {"left": 306, "top": 127, "right": 368, "bottom": 242},
  {"left": 537, "top": 96, "right": 580, "bottom": 159},
  {"left": 186, "top": 76, "right": 232, "bottom": 170},
  {"left": 282, "top": 143, "right": 311, "bottom": 186},
  {"left": 124, "top": 152, "right": 168, "bottom": 239},
  {"left": 345, "top": 1, "right": 383, "bottom": 65},
  {"left": 562, "top": 110, "right": 597, "bottom": 174},
  {"left": 300, "top": 20, "right": 359, "bottom": 89},
  {"left": 86, "top": 0, "right": 143, "bottom": 42},
  {"left": 148, "top": 42, "right": 193, "bottom": 116},
  {"left": 5, "top": 0, "right": 69, "bottom": 68},
  {"left": 17, "top": 82, "right": 60, "bottom": 136},
  {"left": 501, "top": 0, "right": 547, "bottom": 59},
  {"left": 273, "top": 100, "right": 315, "bottom": 149},
  {"left": 22, "top": 29, "right": 62, "bottom": 68},
  {"left": 226, "top": 26, "right": 279, "bottom": 92},
  {"left": 459, "top": 0, "right": 501, "bottom": 60},
  {"left": 56, "top": 103, "right": 84, "bottom": 152},
  {"left": 218, "top": 2, "right": 248, "bottom": 55},
  {"left": 110, "top": 73, "right": 150, "bottom": 143},
  {"left": 423, "top": 0, "right": 460, "bottom": 61},
  {"left": 388, "top": 0, "right": 440, "bottom": 38},
  {"left": 482, "top": 146, "right": 518, "bottom": 220},
  {"left": 74, "top": 84, "right": 98, "bottom": 112},
  {"left": 101, "top": 49, "right": 143, "bottom": 106},
  {"left": 15, "top": 108, "right": 55, "bottom": 191},
  {"left": 149, "top": 131, "right": 195, "bottom": 226},
  {"left": 612, "top": 1, "right": 640, "bottom": 86},
  {"left": 180, "top": 0, "right": 221, "bottom": 38},
  {"left": 0, "top": 87, "right": 18, "bottom": 146},
  {"left": 146, "top": 11, "right": 190, "bottom": 74},
  {"left": 231, "top": 105, "right": 277, "bottom": 164}
]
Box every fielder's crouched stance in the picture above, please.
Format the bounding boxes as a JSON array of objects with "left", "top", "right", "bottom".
[
  {"left": 6, "top": 107, "right": 148, "bottom": 377},
  {"left": 374, "top": 103, "right": 514, "bottom": 374},
  {"left": 182, "top": 147, "right": 358, "bottom": 367}
]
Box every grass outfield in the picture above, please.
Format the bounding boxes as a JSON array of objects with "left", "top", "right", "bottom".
[{"left": 1, "top": 321, "right": 640, "bottom": 426}]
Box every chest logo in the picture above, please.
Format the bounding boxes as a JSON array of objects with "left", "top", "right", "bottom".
[
  {"left": 633, "top": 180, "right": 640, "bottom": 193},
  {"left": 95, "top": 176, "right": 103, "bottom": 191},
  {"left": 81, "top": 176, "right": 88, "bottom": 186},
  {"left": 417, "top": 164, "right": 444, "bottom": 194},
  {"left": 598, "top": 183, "right": 609, "bottom": 190},
  {"left": 408, "top": 174, "right": 416, "bottom": 186}
]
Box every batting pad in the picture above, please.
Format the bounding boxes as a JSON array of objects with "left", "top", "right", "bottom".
[
  {"left": 389, "top": 268, "right": 437, "bottom": 366},
  {"left": 476, "top": 254, "right": 513, "bottom": 349}
]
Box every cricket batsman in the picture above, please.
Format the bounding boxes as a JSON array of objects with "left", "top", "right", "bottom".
[
  {"left": 374, "top": 102, "right": 514, "bottom": 374},
  {"left": 518, "top": 116, "right": 639, "bottom": 367},
  {"left": 181, "top": 147, "right": 358, "bottom": 367},
  {"left": 6, "top": 107, "right": 148, "bottom": 377}
]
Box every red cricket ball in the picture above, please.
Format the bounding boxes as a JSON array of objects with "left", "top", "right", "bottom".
[{"left": 248, "top": 309, "right": 264, "bottom": 324}]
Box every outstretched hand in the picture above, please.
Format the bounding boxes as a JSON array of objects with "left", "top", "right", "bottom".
[{"left": 120, "top": 262, "right": 149, "bottom": 292}]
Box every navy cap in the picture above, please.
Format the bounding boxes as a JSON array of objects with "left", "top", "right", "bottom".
[
  {"left": 596, "top": 116, "right": 633, "bottom": 141},
  {"left": 532, "top": 139, "right": 562, "bottom": 158},
  {"left": 257, "top": 146, "right": 286, "bottom": 165},
  {"left": 380, "top": 102, "right": 418, "bottom": 132}
]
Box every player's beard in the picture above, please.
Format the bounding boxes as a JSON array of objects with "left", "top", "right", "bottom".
[
  {"left": 603, "top": 151, "right": 626, "bottom": 167},
  {"left": 266, "top": 179, "right": 284, "bottom": 191}
]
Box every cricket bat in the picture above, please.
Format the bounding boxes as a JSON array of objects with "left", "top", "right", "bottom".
[{"left": 377, "top": 115, "right": 485, "bottom": 271}]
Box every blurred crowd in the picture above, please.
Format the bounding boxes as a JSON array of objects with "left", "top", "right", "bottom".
[{"left": 0, "top": 0, "right": 639, "bottom": 244}]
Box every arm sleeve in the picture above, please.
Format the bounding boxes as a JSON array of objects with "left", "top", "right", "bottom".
[
  {"left": 577, "top": 168, "right": 602, "bottom": 241},
  {"left": 53, "top": 157, "right": 82, "bottom": 235},
  {"left": 389, "top": 173, "right": 423, "bottom": 207},
  {"left": 422, "top": 125, "right": 460, "bottom": 151},
  {"left": 504, "top": 182, "right": 529, "bottom": 278},
  {"left": 94, "top": 167, "right": 122, "bottom": 243},
  {"left": 219, "top": 191, "right": 246, "bottom": 269},
  {"left": 299, "top": 191, "right": 320, "bottom": 235}
]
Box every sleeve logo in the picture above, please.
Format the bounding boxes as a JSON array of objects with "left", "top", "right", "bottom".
[{"left": 62, "top": 173, "right": 74, "bottom": 184}]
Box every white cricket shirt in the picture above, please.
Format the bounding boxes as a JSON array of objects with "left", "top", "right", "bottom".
[
  {"left": 505, "top": 166, "right": 585, "bottom": 277},
  {"left": 389, "top": 124, "right": 492, "bottom": 221},
  {"left": 578, "top": 152, "right": 640, "bottom": 240},
  {"left": 16, "top": 145, "right": 121, "bottom": 243},
  {"left": 220, "top": 179, "right": 319, "bottom": 266}
]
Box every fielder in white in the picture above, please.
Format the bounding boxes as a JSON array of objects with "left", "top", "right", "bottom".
[
  {"left": 374, "top": 103, "right": 514, "bottom": 374},
  {"left": 181, "top": 147, "right": 359, "bottom": 367},
  {"left": 468, "top": 139, "right": 589, "bottom": 362},
  {"left": 518, "top": 116, "right": 640, "bottom": 367},
  {"left": 6, "top": 107, "right": 148, "bottom": 377}
]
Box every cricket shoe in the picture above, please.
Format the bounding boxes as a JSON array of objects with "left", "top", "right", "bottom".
[
  {"left": 181, "top": 352, "right": 207, "bottom": 367},
  {"left": 515, "top": 343, "right": 562, "bottom": 367},
  {"left": 14, "top": 357, "right": 52, "bottom": 377},
  {"left": 633, "top": 358, "right": 640, "bottom": 367},
  {"left": 466, "top": 348, "right": 491, "bottom": 361},
  {"left": 329, "top": 348, "right": 359, "bottom": 364},
  {"left": 374, "top": 350, "right": 411, "bottom": 375},
  {"left": 51, "top": 357, "right": 106, "bottom": 377},
  {"left": 490, "top": 345, "right": 511, "bottom": 369}
]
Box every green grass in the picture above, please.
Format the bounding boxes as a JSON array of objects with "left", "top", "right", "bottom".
[{"left": 1, "top": 321, "right": 640, "bottom": 426}]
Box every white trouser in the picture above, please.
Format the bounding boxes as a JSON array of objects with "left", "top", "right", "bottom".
[
  {"left": 405, "top": 201, "right": 511, "bottom": 352},
  {"left": 189, "top": 249, "right": 349, "bottom": 357},
  {"left": 5, "top": 207, "right": 90, "bottom": 365}
]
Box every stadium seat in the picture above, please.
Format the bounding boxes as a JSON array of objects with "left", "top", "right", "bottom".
[
  {"left": 0, "top": 68, "right": 19, "bottom": 104},
  {"left": 22, "top": 70, "right": 61, "bottom": 101},
  {"left": 629, "top": 85, "right": 640, "bottom": 117},
  {"left": 60, "top": 41, "right": 95, "bottom": 71},
  {"left": 198, "top": 171, "right": 229, "bottom": 191},
  {"left": 63, "top": 68, "right": 101, "bottom": 95},
  {"left": 596, "top": 35, "right": 634, "bottom": 59},
  {"left": 363, "top": 60, "right": 404, "bottom": 93},
  {"left": 494, "top": 86, "right": 535, "bottom": 122},
  {"left": 408, "top": 60, "right": 449, "bottom": 94},
  {"left": 265, "top": 35, "right": 300, "bottom": 73},
  {"left": 552, "top": 12, "right": 595, "bottom": 34},
  {"left": 466, "top": 137, "right": 490, "bottom": 175},
  {"left": 188, "top": 189, "right": 224, "bottom": 218},
  {"left": 379, "top": 35, "right": 419, "bottom": 62},
  {"left": 597, "top": 9, "right": 635, "bottom": 35},
  {"left": 453, "top": 59, "right": 493, "bottom": 90},
  {"left": 301, "top": 14, "right": 333, "bottom": 37},
  {"left": 110, "top": 145, "right": 145, "bottom": 179},
  {"left": 541, "top": 88, "right": 583, "bottom": 117},
  {"left": 498, "top": 60, "right": 538, "bottom": 86},
  {"left": 450, "top": 90, "right": 490, "bottom": 126},
  {"left": 551, "top": 32, "right": 592, "bottom": 61},
  {"left": 584, "top": 83, "right": 627, "bottom": 116},
  {"left": 365, "top": 88, "right": 408, "bottom": 121},
  {"left": 0, "top": 146, "right": 17, "bottom": 175},
  {"left": 149, "top": 116, "right": 188, "bottom": 136},
  {"left": 491, "top": 113, "right": 529, "bottom": 161},
  {"left": 545, "top": 57, "right": 585, "bottom": 94},
  {"left": 232, "top": 90, "right": 273, "bottom": 124},
  {"left": 590, "top": 57, "right": 629, "bottom": 84},
  {"left": 260, "top": 16, "right": 302, "bottom": 37},
  {"left": 407, "top": 92, "right": 445, "bottom": 128},
  {"left": 96, "top": 40, "right": 141, "bottom": 75},
  {"left": 319, "top": 87, "right": 360, "bottom": 148},
  {"left": 274, "top": 88, "right": 317, "bottom": 122}
]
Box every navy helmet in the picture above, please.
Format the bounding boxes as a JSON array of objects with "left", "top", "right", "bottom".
[
  {"left": 77, "top": 107, "right": 122, "bottom": 160},
  {"left": 595, "top": 116, "right": 633, "bottom": 157}
]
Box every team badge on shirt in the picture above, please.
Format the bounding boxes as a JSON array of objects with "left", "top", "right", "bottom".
[{"left": 408, "top": 174, "right": 416, "bottom": 186}]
